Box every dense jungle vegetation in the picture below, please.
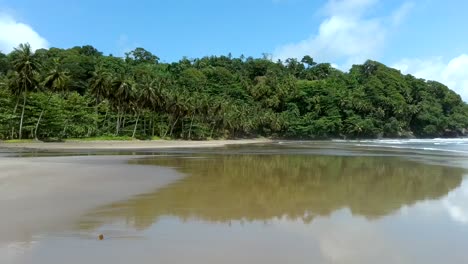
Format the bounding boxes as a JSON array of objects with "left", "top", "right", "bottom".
[{"left": 0, "top": 43, "right": 467, "bottom": 140}]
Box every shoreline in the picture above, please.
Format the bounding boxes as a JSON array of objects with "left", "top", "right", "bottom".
[{"left": 0, "top": 138, "right": 273, "bottom": 151}]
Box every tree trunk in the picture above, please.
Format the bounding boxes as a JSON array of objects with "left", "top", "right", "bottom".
[
  {"left": 115, "top": 109, "right": 121, "bottom": 135},
  {"left": 160, "top": 119, "right": 164, "bottom": 138},
  {"left": 62, "top": 111, "right": 72, "bottom": 137},
  {"left": 95, "top": 105, "right": 99, "bottom": 132},
  {"left": 11, "top": 96, "right": 21, "bottom": 138},
  {"left": 34, "top": 110, "right": 45, "bottom": 140},
  {"left": 188, "top": 114, "right": 195, "bottom": 140},
  {"left": 181, "top": 118, "right": 185, "bottom": 138},
  {"left": 102, "top": 108, "right": 109, "bottom": 129},
  {"left": 18, "top": 93, "right": 27, "bottom": 140},
  {"left": 169, "top": 116, "right": 179, "bottom": 137},
  {"left": 132, "top": 112, "right": 140, "bottom": 138},
  {"left": 151, "top": 113, "right": 155, "bottom": 137},
  {"left": 122, "top": 116, "right": 126, "bottom": 132},
  {"left": 95, "top": 97, "right": 101, "bottom": 132},
  {"left": 163, "top": 115, "right": 177, "bottom": 138},
  {"left": 13, "top": 97, "right": 20, "bottom": 113},
  {"left": 34, "top": 94, "right": 53, "bottom": 139},
  {"left": 210, "top": 122, "right": 216, "bottom": 139},
  {"left": 62, "top": 122, "right": 68, "bottom": 137}
]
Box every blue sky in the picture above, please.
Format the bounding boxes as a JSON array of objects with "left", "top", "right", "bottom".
[{"left": 1, "top": 0, "right": 468, "bottom": 100}]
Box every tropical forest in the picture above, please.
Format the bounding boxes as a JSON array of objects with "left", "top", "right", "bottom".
[{"left": 1, "top": 43, "right": 467, "bottom": 140}]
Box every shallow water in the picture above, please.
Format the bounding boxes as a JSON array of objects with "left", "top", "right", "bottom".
[{"left": 2, "top": 140, "right": 468, "bottom": 264}]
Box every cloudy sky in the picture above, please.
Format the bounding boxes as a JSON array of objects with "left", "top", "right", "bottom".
[{"left": 0, "top": 0, "right": 467, "bottom": 100}]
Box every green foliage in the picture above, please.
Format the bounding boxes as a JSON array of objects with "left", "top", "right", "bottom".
[
  {"left": 2, "top": 139, "right": 36, "bottom": 143},
  {"left": 66, "top": 135, "right": 133, "bottom": 141},
  {"left": 0, "top": 44, "right": 467, "bottom": 140}
]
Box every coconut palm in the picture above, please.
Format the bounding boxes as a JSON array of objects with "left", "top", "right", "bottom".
[
  {"left": 89, "top": 65, "right": 112, "bottom": 131},
  {"left": 132, "top": 75, "right": 158, "bottom": 138},
  {"left": 110, "top": 73, "right": 136, "bottom": 135},
  {"left": 163, "top": 90, "right": 191, "bottom": 138},
  {"left": 34, "top": 60, "right": 70, "bottom": 138},
  {"left": 9, "top": 43, "right": 41, "bottom": 139},
  {"left": 89, "top": 65, "right": 111, "bottom": 107}
]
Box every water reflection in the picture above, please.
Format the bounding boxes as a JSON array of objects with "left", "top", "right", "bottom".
[
  {"left": 80, "top": 155, "right": 463, "bottom": 230},
  {"left": 441, "top": 180, "right": 468, "bottom": 223}
]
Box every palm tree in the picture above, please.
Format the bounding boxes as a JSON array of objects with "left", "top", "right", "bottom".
[
  {"left": 89, "top": 66, "right": 112, "bottom": 131},
  {"left": 6, "top": 71, "right": 22, "bottom": 138},
  {"left": 134, "top": 75, "right": 160, "bottom": 138},
  {"left": 131, "top": 90, "right": 142, "bottom": 138},
  {"left": 34, "top": 60, "right": 69, "bottom": 138},
  {"left": 89, "top": 66, "right": 112, "bottom": 106},
  {"left": 110, "top": 73, "right": 136, "bottom": 135},
  {"left": 10, "top": 43, "right": 41, "bottom": 139},
  {"left": 163, "top": 90, "right": 191, "bottom": 138},
  {"left": 203, "top": 97, "right": 225, "bottom": 139},
  {"left": 186, "top": 93, "right": 209, "bottom": 139}
]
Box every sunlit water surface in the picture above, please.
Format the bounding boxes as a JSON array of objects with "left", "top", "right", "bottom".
[{"left": 2, "top": 139, "right": 468, "bottom": 264}]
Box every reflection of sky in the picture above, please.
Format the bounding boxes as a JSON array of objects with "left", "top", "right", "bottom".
[
  {"left": 0, "top": 242, "right": 37, "bottom": 264},
  {"left": 409, "top": 176, "right": 468, "bottom": 225},
  {"left": 442, "top": 178, "right": 468, "bottom": 223},
  {"left": 273, "top": 181, "right": 468, "bottom": 264},
  {"left": 5, "top": 178, "right": 468, "bottom": 264},
  {"left": 272, "top": 211, "right": 409, "bottom": 264},
  {"left": 3, "top": 167, "right": 468, "bottom": 264}
]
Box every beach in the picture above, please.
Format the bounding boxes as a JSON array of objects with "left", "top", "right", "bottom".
[
  {"left": 0, "top": 155, "right": 182, "bottom": 246},
  {"left": 0, "top": 139, "right": 272, "bottom": 151},
  {"left": 1, "top": 139, "right": 468, "bottom": 264}
]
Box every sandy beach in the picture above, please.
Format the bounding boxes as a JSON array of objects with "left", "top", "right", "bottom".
[
  {"left": 0, "top": 139, "right": 271, "bottom": 246},
  {"left": 1, "top": 140, "right": 468, "bottom": 264},
  {"left": 0, "top": 155, "right": 182, "bottom": 245},
  {"left": 0, "top": 139, "right": 271, "bottom": 151}
]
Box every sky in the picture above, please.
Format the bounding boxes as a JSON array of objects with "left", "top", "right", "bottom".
[{"left": 0, "top": 0, "right": 467, "bottom": 100}]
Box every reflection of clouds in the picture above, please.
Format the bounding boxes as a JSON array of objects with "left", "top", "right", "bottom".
[
  {"left": 0, "top": 241, "right": 37, "bottom": 264},
  {"left": 318, "top": 221, "right": 402, "bottom": 264},
  {"left": 273, "top": 210, "right": 408, "bottom": 264},
  {"left": 409, "top": 177, "right": 468, "bottom": 225},
  {"left": 8, "top": 208, "right": 468, "bottom": 264},
  {"left": 442, "top": 179, "right": 468, "bottom": 224}
]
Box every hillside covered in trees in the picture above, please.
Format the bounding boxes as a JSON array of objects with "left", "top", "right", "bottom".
[{"left": 0, "top": 44, "right": 467, "bottom": 140}]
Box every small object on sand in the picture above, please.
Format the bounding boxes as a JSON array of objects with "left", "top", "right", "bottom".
[{"left": 98, "top": 234, "right": 104, "bottom": 240}]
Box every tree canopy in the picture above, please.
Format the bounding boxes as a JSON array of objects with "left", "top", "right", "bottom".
[{"left": 0, "top": 44, "right": 467, "bottom": 140}]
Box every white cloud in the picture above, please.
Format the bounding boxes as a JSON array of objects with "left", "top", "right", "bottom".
[
  {"left": 273, "top": 0, "right": 413, "bottom": 69},
  {"left": 0, "top": 13, "right": 48, "bottom": 53},
  {"left": 322, "top": 0, "right": 378, "bottom": 17},
  {"left": 391, "top": 1, "right": 415, "bottom": 26},
  {"left": 393, "top": 54, "right": 468, "bottom": 101}
]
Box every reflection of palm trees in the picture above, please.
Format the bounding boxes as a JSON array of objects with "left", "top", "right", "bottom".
[{"left": 80, "top": 155, "right": 463, "bottom": 231}]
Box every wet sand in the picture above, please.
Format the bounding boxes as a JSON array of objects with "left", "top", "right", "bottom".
[
  {"left": 2, "top": 140, "right": 468, "bottom": 264},
  {"left": 0, "top": 156, "right": 182, "bottom": 245},
  {"left": 0, "top": 139, "right": 271, "bottom": 151}
]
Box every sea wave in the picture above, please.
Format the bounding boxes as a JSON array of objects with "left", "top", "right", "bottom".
[{"left": 278, "top": 139, "right": 468, "bottom": 157}]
